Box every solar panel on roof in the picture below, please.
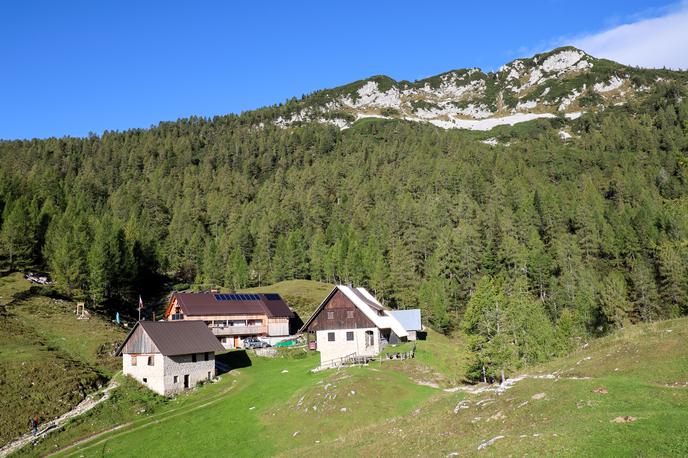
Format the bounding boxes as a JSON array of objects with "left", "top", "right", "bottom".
[
  {"left": 265, "top": 293, "right": 281, "bottom": 301},
  {"left": 214, "top": 294, "right": 222, "bottom": 301}
]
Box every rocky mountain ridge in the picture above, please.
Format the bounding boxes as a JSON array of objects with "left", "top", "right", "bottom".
[{"left": 273, "top": 46, "right": 684, "bottom": 131}]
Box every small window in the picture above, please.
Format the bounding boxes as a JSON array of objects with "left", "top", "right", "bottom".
[
  {"left": 208, "top": 371, "right": 212, "bottom": 380},
  {"left": 328, "top": 332, "right": 335, "bottom": 342},
  {"left": 327, "top": 311, "right": 334, "bottom": 320},
  {"left": 204, "top": 352, "right": 209, "bottom": 361},
  {"left": 142, "top": 377, "right": 147, "bottom": 383},
  {"left": 192, "top": 354, "right": 197, "bottom": 363},
  {"left": 346, "top": 310, "right": 354, "bottom": 319},
  {"left": 346, "top": 331, "right": 354, "bottom": 341},
  {"left": 147, "top": 356, "right": 154, "bottom": 366},
  {"left": 365, "top": 330, "right": 374, "bottom": 346},
  {"left": 174, "top": 376, "right": 178, "bottom": 383},
  {"left": 131, "top": 355, "right": 137, "bottom": 366}
]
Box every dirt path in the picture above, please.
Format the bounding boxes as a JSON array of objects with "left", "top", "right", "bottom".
[{"left": 0, "top": 378, "right": 119, "bottom": 457}]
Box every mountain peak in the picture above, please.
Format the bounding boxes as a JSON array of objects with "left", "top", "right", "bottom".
[{"left": 273, "top": 47, "right": 673, "bottom": 132}]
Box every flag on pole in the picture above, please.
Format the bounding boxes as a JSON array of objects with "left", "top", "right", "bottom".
[{"left": 138, "top": 295, "right": 143, "bottom": 322}]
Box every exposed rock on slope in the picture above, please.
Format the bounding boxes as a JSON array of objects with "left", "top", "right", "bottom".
[{"left": 274, "top": 46, "right": 682, "bottom": 131}]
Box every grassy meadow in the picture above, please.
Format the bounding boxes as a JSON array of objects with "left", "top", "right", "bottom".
[
  {"left": 242, "top": 279, "right": 334, "bottom": 321},
  {"left": 4, "top": 273, "right": 688, "bottom": 457},
  {"left": 14, "top": 317, "right": 688, "bottom": 457},
  {"left": 0, "top": 273, "right": 125, "bottom": 446}
]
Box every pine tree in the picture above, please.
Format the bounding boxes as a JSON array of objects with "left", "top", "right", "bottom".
[
  {"left": 388, "top": 238, "right": 417, "bottom": 309},
  {"left": 599, "top": 272, "right": 632, "bottom": 329},
  {"left": 629, "top": 258, "right": 660, "bottom": 322},
  {"left": 657, "top": 242, "right": 688, "bottom": 316},
  {"left": 1, "top": 198, "right": 36, "bottom": 268},
  {"left": 226, "top": 249, "right": 249, "bottom": 290}
]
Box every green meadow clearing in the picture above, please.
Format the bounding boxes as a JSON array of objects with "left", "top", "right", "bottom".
[
  {"left": 3, "top": 273, "right": 688, "bottom": 457},
  {"left": 13, "top": 317, "right": 688, "bottom": 457}
]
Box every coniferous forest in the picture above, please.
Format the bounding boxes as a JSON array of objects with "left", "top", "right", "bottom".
[{"left": 1, "top": 82, "right": 687, "bottom": 380}]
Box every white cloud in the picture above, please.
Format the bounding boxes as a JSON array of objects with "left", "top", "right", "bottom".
[{"left": 569, "top": 3, "right": 688, "bottom": 70}]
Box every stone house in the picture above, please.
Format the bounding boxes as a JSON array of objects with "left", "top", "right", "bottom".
[{"left": 116, "top": 320, "right": 224, "bottom": 396}]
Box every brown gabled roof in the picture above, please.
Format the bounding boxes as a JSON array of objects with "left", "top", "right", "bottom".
[
  {"left": 117, "top": 321, "right": 224, "bottom": 356},
  {"left": 170, "top": 292, "right": 294, "bottom": 318}
]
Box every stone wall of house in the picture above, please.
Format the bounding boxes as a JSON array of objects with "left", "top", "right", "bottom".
[
  {"left": 161, "top": 353, "right": 216, "bottom": 395},
  {"left": 122, "top": 352, "right": 216, "bottom": 396},
  {"left": 316, "top": 328, "right": 380, "bottom": 367},
  {"left": 123, "top": 353, "right": 166, "bottom": 395}
]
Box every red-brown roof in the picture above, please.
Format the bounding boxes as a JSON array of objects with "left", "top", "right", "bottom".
[
  {"left": 117, "top": 321, "right": 224, "bottom": 356},
  {"left": 172, "top": 292, "right": 294, "bottom": 318}
]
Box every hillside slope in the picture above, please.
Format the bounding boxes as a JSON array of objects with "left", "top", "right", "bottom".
[
  {"left": 241, "top": 279, "right": 333, "bottom": 319},
  {"left": 304, "top": 318, "right": 688, "bottom": 456},
  {"left": 0, "top": 273, "right": 125, "bottom": 446},
  {"left": 13, "top": 317, "right": 688, "bottom": 457}
]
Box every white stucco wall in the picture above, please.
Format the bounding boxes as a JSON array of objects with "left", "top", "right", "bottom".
[
  {"left": 122, "top": 352, "right": 216, "bottom": 396},
  {"left": 316, "top": 328, "right": 380, "bottom": 367},
  {"left": 123, "top": 353, "right": 166, "bottom": 395}
]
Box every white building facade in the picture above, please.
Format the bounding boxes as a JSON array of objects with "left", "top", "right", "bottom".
[
  {"left": 300, "top": 286, "right": 408, "bottom": 368},
  {"left": 117, "top": 321, "right": 224, "bottom": 396}
]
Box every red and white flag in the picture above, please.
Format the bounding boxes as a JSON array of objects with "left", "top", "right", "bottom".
[{"left": 138, "top": 295, "right": 144, "bottom": 311}]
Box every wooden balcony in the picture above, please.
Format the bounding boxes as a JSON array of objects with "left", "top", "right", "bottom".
[{"left": 210, "top": 325, "right": 267, "bottom": 336}]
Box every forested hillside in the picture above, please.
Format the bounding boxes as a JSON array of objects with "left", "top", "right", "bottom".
[{"left": 1, "top": 58, "right": 687, "bottom": 381}]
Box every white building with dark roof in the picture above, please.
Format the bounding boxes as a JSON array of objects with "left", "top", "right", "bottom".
[
  {"left": 116, "top": 321, "right": 224, "bottom": 396},
  {"left": 299, "top": 285, "right": 408, "bottom": 368}
]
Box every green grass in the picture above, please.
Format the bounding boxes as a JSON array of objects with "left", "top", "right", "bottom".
[
  {"left": 6, "top": 267, "right": 688, "bottom": 456},
  {"left": 22, "top": 352, "right": 435, "bottom": 457},
  {"left": 0, "top": 273, "right": 126, "bottom": 446},
  {"left": 302, "top": 318, "right": 688, "bottom": 456},
  {"left": 0, "top": 272, "right": 33, "bottom": 302},
  {"left": 11, "top": 296, "right": 124, "bottom": 374},
  {"left": 12, "top": 317, "right": 688, "bottom": 457},
  {"left": 241, "top": 279, "right": 333, "bottom": 319}
]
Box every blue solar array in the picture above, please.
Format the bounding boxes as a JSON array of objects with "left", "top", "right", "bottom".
[
  {"left": 214, "top": 293, "right": 261, "bottom": 301},
  {"left": 265, "top": 293, "right": 281, "bottom": 301}
]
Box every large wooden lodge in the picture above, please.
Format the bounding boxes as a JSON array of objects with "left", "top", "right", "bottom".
[{"left": 163, "top": 292, "right": 294, "bottom": 349}]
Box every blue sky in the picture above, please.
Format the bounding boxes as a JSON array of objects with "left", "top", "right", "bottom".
[{"left": 1, "top": 1, "right": 686, "bottom": 139}]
